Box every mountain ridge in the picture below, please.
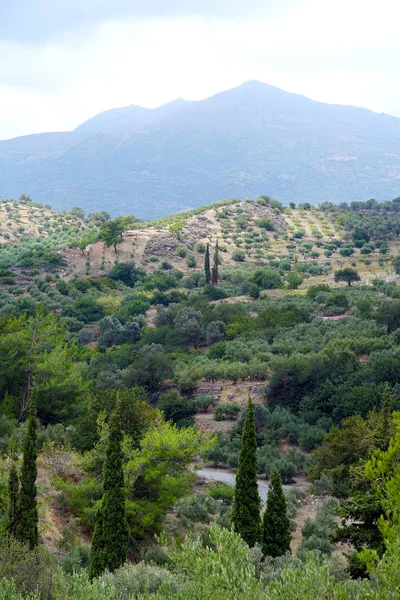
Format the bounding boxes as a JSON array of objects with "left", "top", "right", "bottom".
[{"left": 1, "top": 80, "right": 400, "bottom": 218}]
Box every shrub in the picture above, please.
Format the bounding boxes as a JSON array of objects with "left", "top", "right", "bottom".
[
  {"left": 194, "top": 242, "right": 206, "bottom": 253},
  {"left": 257, "top": 218, "right": 275, "bottom": 231},
  {"left": 186, "top": 254, "right": 197, "bottom": 268},
  {"left": 214, "top": 403, "right": 241, "bottom": 421},
  {"left": 232, "top": 249, "right": 246, "bottom": 262},
  {"left": 206, "top": 320, "right": 226, "bottom": 345},
  {"left": 158, "top": 392, "right": 197, "bottom": 426},
  {"left": 176, "top": 246, "right": 187, "bottom": 258},
  {"left": 194, "top": 395, "right": 218, "bottom": 412},
  {"left": 0, "top": 536, "right": 54, "bottom": 598},
  {"left": 78, "top": 328, "right": 95, "bottom": 345},
  {"left": 108, "top": 262, "right": 144, "bottom": 287},
  {"left": 312, "top": 473, "right": 333, "bottom": 496},
  {"left": 160, "top": 260, "right": 173, "bottom": 270},
  {"left": 339, "top": 246, "right": 355, "bottom": 257},
  {"left": 177, "top": 492, "right": 220, "bottom": 527},
  {"left": 208, "top": 482, "right": 235, "bottom": 505}
]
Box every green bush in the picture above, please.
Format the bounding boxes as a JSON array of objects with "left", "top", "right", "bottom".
[
  {"left": 177, "top": 492, "right": 220, "bottom": 527},
  {"left": 176, "top": 246, "right": 187, "bottom": 258},
  {"left": 0, "top": 536, "right": 54, "bottom": 598},
  {"left": 214, "top": 403, "right": 241, "bottom": 421},
  {"left": 232, "top": 249, "right": 246, "bottom": 262},
  {"left": 257, "top": 218, "right": 275, "bottom": 231},
  {"left": 186, "top": 254, "right": 197, "bottom": 268}
]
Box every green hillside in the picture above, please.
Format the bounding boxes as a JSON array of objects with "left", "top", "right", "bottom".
[{"left": 1, "top": 195, "right": 400, "bottom": 598}]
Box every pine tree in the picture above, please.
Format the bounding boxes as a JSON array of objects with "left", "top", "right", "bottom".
[
  {"left": 89, "top": 403, "right": 128, "bottom": 579},
  {"left": 204, "top": 244, "right": 211, "bottom": 285},
  {"left": 16, "top": 393, "right": 38, "bottom": 549},
  {"left": 7, "top": 452, "right": 19, "bottom": 537},
  {"left": 262, "top": 467, "right": 291, "bottom": 557},
  {"left": 211, "top": 240, "right": 219, "bottom": 285},
  {"left": 231, "top": 398, "right": 261, "bottom": 547}
]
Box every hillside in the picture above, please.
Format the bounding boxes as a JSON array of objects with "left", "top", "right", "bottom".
[
  {"left": 1, "top": 81, "right": 400, "bottom": 218},
  {"left": 1, "top": 197, "right": 399, "bottom": 292},
  {"left": 2, "top": 195, "right": 400, "bottom": 597}
]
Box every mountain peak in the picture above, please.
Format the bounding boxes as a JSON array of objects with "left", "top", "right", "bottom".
[{"left": 1, "top": 82, "right": 400, "bottom": 219}]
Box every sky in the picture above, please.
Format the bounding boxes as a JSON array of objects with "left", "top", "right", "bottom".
[{"left": 1, "top": 0, "right": 399, "bottom": 140}]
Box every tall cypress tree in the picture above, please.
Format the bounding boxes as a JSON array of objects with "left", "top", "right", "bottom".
[
  {"left": 89, "top": 403, "right": 128, "bottom": 579},
  {"left": 16, "top": 393, "right": 38, "bottom": 549},
  {"left": 376, "top": 383, "right": 393, "bottom": 451},
  {"left": 204, "top": 244, "right": 211, "bottom": 285},
  {"left": 7, "top": 452, "right": 19, "bottom": 537},
  {"left": 231, "top": 398, "right": 261, "bottom": 547},
  {"left": 211, "top": 240, "right": 219, "bottom": 285},
  {"left": 262, "top": 467, "right": 291, "bottom": 557}
]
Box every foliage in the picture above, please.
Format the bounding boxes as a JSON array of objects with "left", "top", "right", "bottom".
[
  {"left": 214, "top": 403, "right": 241, "bottom": 421},
  {"left": 231, "top": 399, "right": 261, "bottom": 547},
  {"left": 204, "top": 244, "right": 211, "bottom": 285},
  {"left": 89, "top": 404, "right": 128, "bottom": 578},
  {"left": 334, "top": 268, "right": 361, "bottom": 287},
  {"left": 262, "top": 467, "right": 291, "bottom": 557},
  {"left": 0, "top": 536, "right": 53, "bottom": 598},
  {"left": 16, "top": 395, "right": 38, "bottom": 549},
  {"left": 100, "top": 217, "right": 134, "bottom": 252},
  {"left": 299, "top": 499, "right": 337, "bottom": 556}
]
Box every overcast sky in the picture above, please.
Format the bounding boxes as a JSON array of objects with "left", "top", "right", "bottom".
[{"left": 1, "top": 0, "right": 399, "bottom": 140}]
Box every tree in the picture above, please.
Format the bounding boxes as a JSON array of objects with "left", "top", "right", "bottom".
[
  {"left": 7, "top": 451, "right": 19, "bottom": 537},
  {"left": 376, "top": 301, "right": 400, "bottom": 333},
  {"left": 100, "top": 217, "right": 134, "bottom": 253},
  {"left": 392, "top": 255, "right": 400, "bottom": 275},
  {"left": 204, "top": 244, "right": 211, "bottom": 285},
  {"left": 74, "top": 231, "right": 98, "bottom": 255},
  {"left": 211, "top": 240, "right": 219, "bottom": 286},
  {"left": 334, "top": 268, "right": 361, "bottom": 287},
  {"left": 375, "top": 383, "right": 393, "bottom": 451},
  {"left": 70, "top": 206, "right": 85, "bottom": 218},
  {"left": 206, "top": 320, "right": 226, "bottom": 345},
  {"left": 231, "top": 398, "right": 261, "bottom": 547},
  {"left": 0, "top": 309, "right": 85, "bottom": 422},
  {"left": 262, "top": 467, "right": 291, "bottom": 557},
  {"left": 16, "top": 393, "right": 38, "bottom": 549},
  {"left": 89, "top": 403, "right": 128, "bottom": 579},
  {"left": 108, "top": 262, "right": 145, "bottom": 287},
  {"left": 248, "top": 269, "right": 282, "bottom": 290}
]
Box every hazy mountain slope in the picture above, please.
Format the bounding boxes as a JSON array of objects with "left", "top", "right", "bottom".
[{"left": 1, "top": 81, "right": 400, "bottom": 218}]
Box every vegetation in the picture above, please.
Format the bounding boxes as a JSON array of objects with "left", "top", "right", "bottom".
[
  {"left": 262, "top": 467, "right": 291, "bottom": 557},
  {"left": 1, "top": 195, "right": 400, "bottom": 597},
  {"left": 231, "top": 399, "right": 261, "bottom": 546},
  {"left": 89, "top": 403, "right": 128, "bottom": 578},
  {"left": 15, "top": 394, "right": 38, "bottom": 549}
]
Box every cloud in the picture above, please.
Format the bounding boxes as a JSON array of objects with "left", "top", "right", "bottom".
[{"left": 0, "top": 0, "right": 295, "bottom": 43}]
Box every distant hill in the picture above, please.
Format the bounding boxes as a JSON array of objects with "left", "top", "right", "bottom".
[{"left": 1, "top": 81, "right": 400, "bottom": 219}]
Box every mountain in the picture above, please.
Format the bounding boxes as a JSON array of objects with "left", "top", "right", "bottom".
[{"left": 1, "top": 81, "right": 400, "bottom": 219}]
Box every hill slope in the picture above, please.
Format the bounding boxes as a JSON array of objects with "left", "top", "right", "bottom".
[{"left": 1, "top": 81, "right": 400, "bottom": 218}]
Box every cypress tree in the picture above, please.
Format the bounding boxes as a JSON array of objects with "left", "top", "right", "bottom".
[
  {"left": 7, "top": 452, "right": 19, "bottom": 537},
  {"left": 89, "top": 403, "right": 128, "bottom": 579},
  {"left": 89, "top": 506, "right": 105, "bottom": 579},
  {"left": 262, "top": 466, "right": 291, "bottom": 557},
  {"left": 16, "top": 393, "right": 38, "bottom": 549},
  {"left": 376, "top": 383, "right": 394, "bottom": 451},
  {"left": 211, "top": 240, "right": 219, "bottom": 285},
  {"left": 231, "top": 398, "right": 261, "bottom": 547},
  {"left": 204, "top": 244, "right": 211, "bottom": 285}
]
